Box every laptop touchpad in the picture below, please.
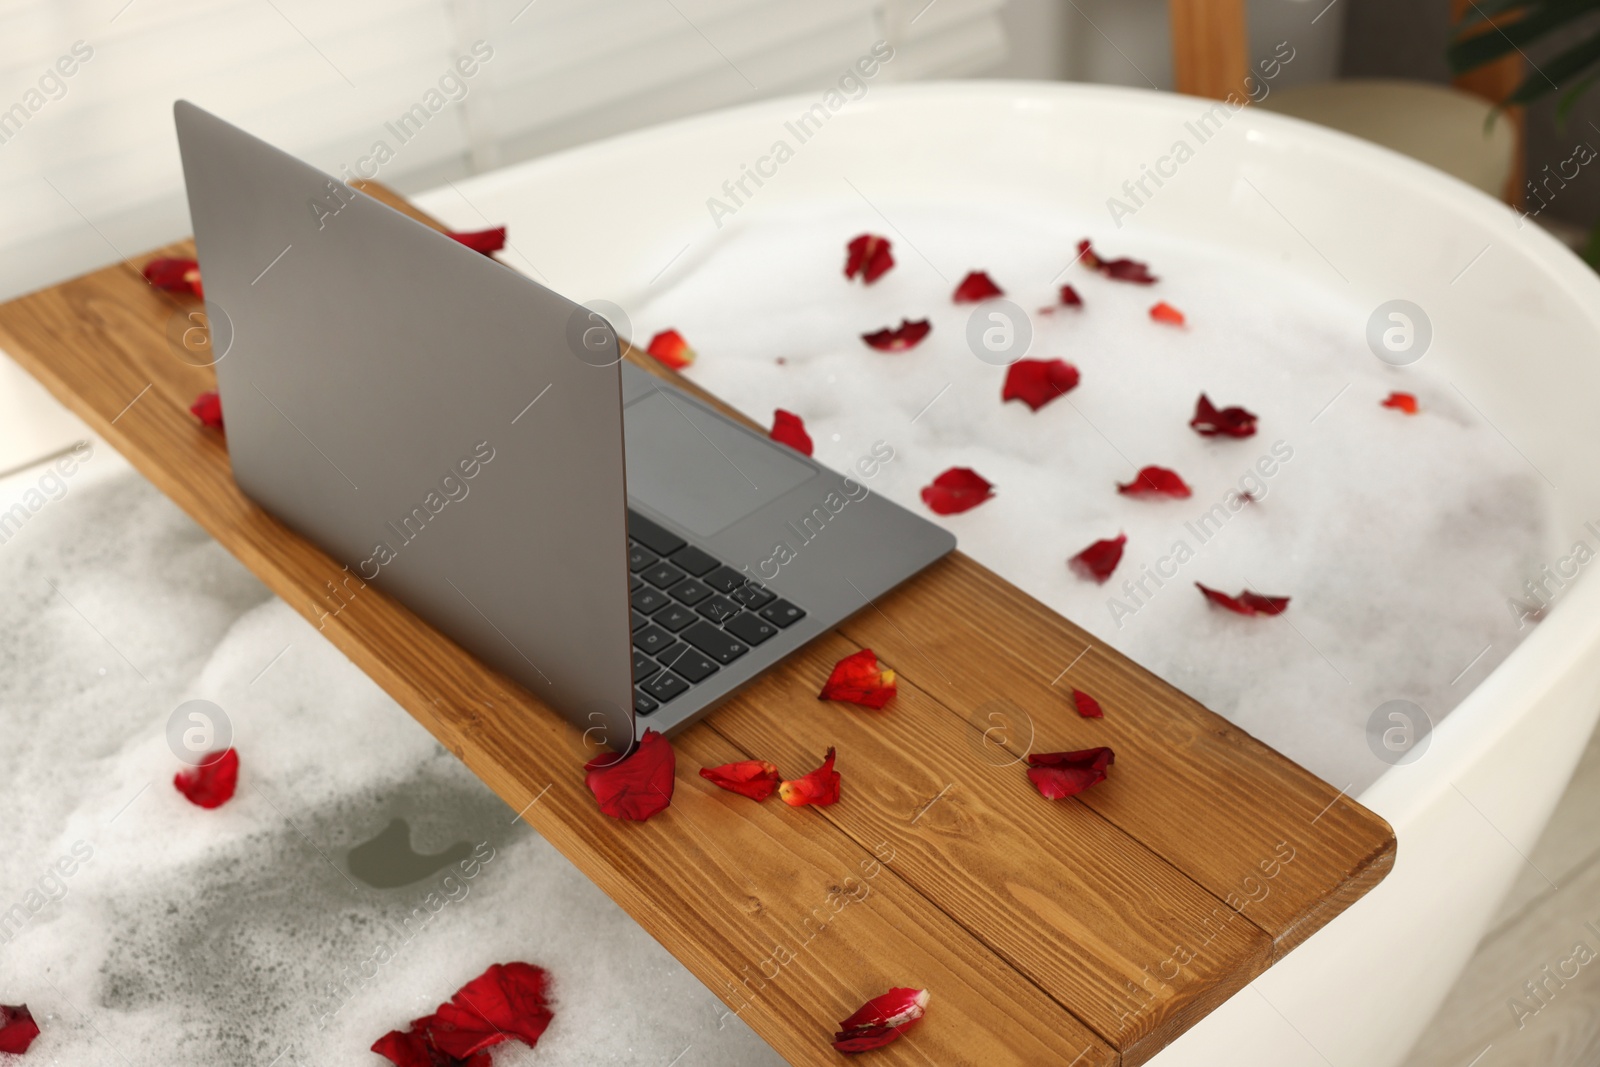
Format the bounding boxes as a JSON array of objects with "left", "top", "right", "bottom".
[{"left": 624, "top": 389, "right": 817, "bottom": 538}]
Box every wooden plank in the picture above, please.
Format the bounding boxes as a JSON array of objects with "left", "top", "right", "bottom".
[
  {"left": 1168, "top": 0, "right": 1249, "bottom": 101},
  {"left": 0, "top": 246, "right": 1112, "bottom": 1067},
  {"left": 836, "top": 553, "right": 1395, "bottom": 959},
  {"left": 707, "top": 632, "right": 1270, "bottom": 1065},
  {"left": 0, "top": 180, "right": 1396, "bottom": 1064}
]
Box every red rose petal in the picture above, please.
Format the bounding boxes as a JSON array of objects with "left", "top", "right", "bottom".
[
  {"left": 779, "top": 747, "right": 841, "bottom": 808},
  {"left": 770, "top": 409, "right": 814, "bottom": 456},
  {"left": 646, "top": 328, "right": 696, "bottom": 370},
  {"left": 0, "top": 1005, "right": 40, "bottom": 1055},
  {"left": 1196, "top": 582, "right": 1290, "bottom": 616},
  {"left": 844, "top": 234, "right": 895, "bottom": 284},
  {"left": 1189, "top": 393, "right": 1258, "bottom": 438},
  {"left": 1001, "top": 359, "right": 1081, "bottom": 411},
  {"left": 1077, "top": 239, "right": 1157, "bottom": 284},
  {"left": 952, "top": 270, "right": 1003, "bottom": 303},
  {"left": 862, "top": 319, "right": 932, "bottom": 352},
  {"left": 1069, "top": 534, "right": 1126, "bottom": 583},
  {"left": 1117, "top": 465, "right": 1192, "bottom": 498},
  {"left": 1238, "top": 591, "right": 1291, "bottom": 614},
  {"left": 1149, "top": 301, "right": 1185, "bottom": 326},
  {"left": 1026, "top": 747, "right": 1115, "bottom": 799},
  {"left": 417, "top": 962, "right": 553, "bottom": 1059},
  {"left": 700, "top": 760, "right": 782, "bottom": 800},
  {"left": 142, "top": 257, "right": 203, "bottom": 297},
  {"left": 585, "top": 729, "right": 675, "bottom": 821},
  {"left": 446, "top": 227, "right": 507, "bottom": 256},
  {"left": 1382, "top": 391, "right": 1419, "bottom": 414},
  {"left": 832, "top": 987, "right": 930, "bottom": 1053},
  {"left": 373, "top": 1027, "right": 487, "bottom": 1067},
  {"left": 920, "top": 467, "right": 993, "bottom": 515},
  {"left": 1059, "top": 284, "right": 1083, "bottom": 307},
  {"left": 819, "top": 648, "right": 897, "bottom": 709},
  {"left": 1072, "top": 689, "right": 1104, "bottom": 719},
  {"left": 190, "top": 390, "right": 223, "bottom": 431},
  {"left": 174, "top": 748, "right": 239, "bottom": 809}
]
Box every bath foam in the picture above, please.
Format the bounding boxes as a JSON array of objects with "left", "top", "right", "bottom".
[
  {"left": 629, "top": 202, "right": 1554, "bottom": 796},
  {"left": 0, "top": 458, "right": 784, "bottom": 1066}
]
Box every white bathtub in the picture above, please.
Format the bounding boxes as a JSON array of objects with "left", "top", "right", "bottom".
[{"left": 412, "top": 82, "right": 1600, "bottom": 1065}]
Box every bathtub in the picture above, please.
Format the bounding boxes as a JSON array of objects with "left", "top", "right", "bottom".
[{"left": 411, "top": 82, "right": 1600, "bottom": 1064}]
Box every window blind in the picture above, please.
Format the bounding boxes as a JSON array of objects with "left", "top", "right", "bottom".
[{"left": 0, "top": 0, "right": 1011, "bottom": 302}]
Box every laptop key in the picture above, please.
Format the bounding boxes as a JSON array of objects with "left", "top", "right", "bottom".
[
  {"left": 704, "top": 565, "right": 747, "bottom": 595},
  {"left": 633, "top": 689, "right": 659, "bottom": 716},
  {"left": 628, "top": 545, "right": 657, "bottom": 572},
  {"left": 668, "top": 577, "right": 713, "bottom": 606},
  {"left": 643, "top": 561, "right": 687, "bottom": 589},
  {"left": 730, "top": 583, "right": 775, "bottom": 610},
  {"left": 668, "top": 544, "right": 720, "bottom": 577},
  {"left": 631, "top": 609, "right": 650, "bottom": 632},
  {"left": 632, "top": 650, "right": 661, "bottom": 683},
  {"left": 632, "top": 625, "right": 676, "bottom": 655},
  {"left": 664, "top": 647, "right": 718, "bottom": 683},
  {"left": 641, "top": 669, "right": 690, "bottom": 703},
  {"left": 760, "top": 599, "right": 806, "bottom": 628},
  {"left": 630, "top": 575, "right": 644, "bottom": 593},
  {"left": 683, "top": 620, "right": 748, "bottom": 664},
  {"left": 628, "top": 511, "right": 686, "bottom": 557},
  {"left": 631, "top": 586, "right": 670, "bottom": 614},
  {"left": 724, "top": 611, "right": 777, "bottom": 647},
  {"left": 653, "top": 603, "right": 698, "bottom": 632},
  {"left": 697, "top": 595, "right": 740, "bottom": 625}
]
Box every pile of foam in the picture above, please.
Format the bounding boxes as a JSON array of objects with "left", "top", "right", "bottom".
[
  {"left": 630, "top": 202, "right": 1553, "bottom": 795},
  {"left": 0, "top": 452, "right": 782, "bottom": 1065},
  {"left": 0, "top": 203, "right": 1553, "bottom": 1064}
]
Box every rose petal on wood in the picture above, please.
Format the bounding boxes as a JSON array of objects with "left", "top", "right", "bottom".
[
  {"left": 1026, "top": 747, "right": 1115, "bottom": 799},
  {"left": 585, "top": 729, "right": 675, "bottom": 821}
]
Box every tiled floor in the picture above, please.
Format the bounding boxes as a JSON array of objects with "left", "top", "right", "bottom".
[{"left": 1403, "top": 719, "right": 1600, "bottom": 1067}]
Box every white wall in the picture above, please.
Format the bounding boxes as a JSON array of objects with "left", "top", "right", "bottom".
[{"left": 0, "top": 0, "right": 1009, "bottom": 303}]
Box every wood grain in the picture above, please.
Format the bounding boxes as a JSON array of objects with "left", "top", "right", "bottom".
[
  {"left": 0, "top": 180, "right": 1395, "bottom": 1065},
  {"left": 1168, "top": 0, "right": 1249, "bottom": 102}
]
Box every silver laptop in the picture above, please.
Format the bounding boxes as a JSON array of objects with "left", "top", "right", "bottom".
[{"left": 173, "top": 100, "right": 954, "bottom": 754}]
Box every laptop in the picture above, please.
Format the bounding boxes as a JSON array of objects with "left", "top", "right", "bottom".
[{"left": 173, "top": 100, "right": 955, "bottom": 755}]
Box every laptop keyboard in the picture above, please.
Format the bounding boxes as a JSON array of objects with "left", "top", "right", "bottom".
[{"left": 627, "top": 509, "right": 806, "bottom": 717}]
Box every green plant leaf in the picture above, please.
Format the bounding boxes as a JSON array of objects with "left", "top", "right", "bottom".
[
  {"left": 1506, "top": 26, "right": 1600, "bottom": 107},
  {"left": 1582, "top": 218, "right": 1600, "bottom": 271},
  {"left": 1557, "top": 71, "right": 1600, "bottom": 120},
  {"left": 1448, "top": 0, "right": 1600, "bottom": 72}
]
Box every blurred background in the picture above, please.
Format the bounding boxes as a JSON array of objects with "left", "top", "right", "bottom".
[{"left": 0, "top": 0, "right": 1592, "bottom": 299}]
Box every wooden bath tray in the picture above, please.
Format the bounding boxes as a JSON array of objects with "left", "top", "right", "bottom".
[{"left": 0, "top": 182, "right": 1394, "bottom": 1066}]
